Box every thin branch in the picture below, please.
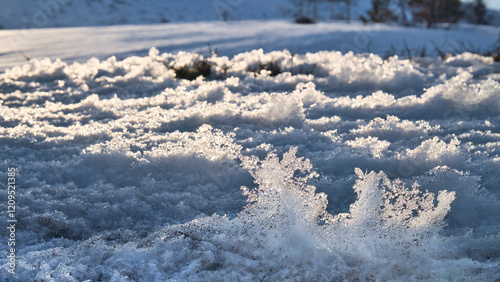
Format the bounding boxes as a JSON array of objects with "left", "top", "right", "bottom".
[{"left": 17, "top": 50, "right": 31, "bottom": 61}]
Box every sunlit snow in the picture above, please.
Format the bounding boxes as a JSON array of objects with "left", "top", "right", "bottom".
[{"left": 0, "top": 48, "right": 499, "bottom": 280}]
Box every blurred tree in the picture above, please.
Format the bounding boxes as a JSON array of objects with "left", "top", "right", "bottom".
[
  {"left": 398, "top": 0, "right": 410, "bottom": 25},
  {"left": 310, "top": 0, "right": 319, "bottom": 20},
  {"left": 361, "top": 0, "right": 398, "bottom": 23},
  {"left": 328, "top": 0, "right": 337, "bottom": 20},
  {"left": 344, "top": 0, "right": 359, "bottom": 23},
  {"left": 410, "top": 0, "right": 464, "bottom": 27},
  {"left": 294, "top": 0, "right": 304, "bottom": 17},
  {"left": 292, "top": 0, "right": 317, "bottom": 23},
  {"left": 473, "top": 0, "right": 488, "bottom": 25}
]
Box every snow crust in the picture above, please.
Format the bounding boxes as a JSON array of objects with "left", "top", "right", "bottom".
[{"left": 1, "top": 49, "right": 500, "bottom": 280}]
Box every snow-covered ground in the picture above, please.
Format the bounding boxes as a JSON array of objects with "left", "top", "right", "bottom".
[
  {"left": 2, "top": 0, "right": 499, "bottom": 32},
  {"left": 0, "top": 0, "right": 291, "bottom": 29},
  {"left": 1, "top": 0, "right": 500, "bottom": 280},
  {"left": 1, "top": 46, "right": 500, "bottom": 280},
  {"left": 0, "top": 0, "right": 372, "bottom": 29},
  {"left": 1, "top": 20, "right": 499, "bottom": 71}
]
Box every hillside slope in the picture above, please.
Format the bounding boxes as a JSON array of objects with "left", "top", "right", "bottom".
[{"left": 0, "top": 0, "right": 372, "bottom": 29}]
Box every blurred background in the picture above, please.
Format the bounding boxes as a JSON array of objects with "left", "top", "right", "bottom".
[{"left": 0, "top": 0, "right": 498, "bottom": 30}]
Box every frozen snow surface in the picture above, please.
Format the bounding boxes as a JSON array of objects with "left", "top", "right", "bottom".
[{"left": 1, "top": 48, "right": 500, "bottom": 280}]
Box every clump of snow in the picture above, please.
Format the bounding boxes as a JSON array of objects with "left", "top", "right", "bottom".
[
  {"left": 346, "top": 136, "right": 391, "bottom": 158},
  {"left": 421, "top": 72, "right": 500, "bottom": 114},
  {"left": 351, "top": 115, "right": 439, "bottom": 141}
]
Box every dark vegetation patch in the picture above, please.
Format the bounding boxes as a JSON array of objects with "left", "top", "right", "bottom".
[
  {"left": 173, "top": 60, "right": 212, "bottom": 80},
  {"left": 295, "top": 16, "right": 316, "bottom": 24}
]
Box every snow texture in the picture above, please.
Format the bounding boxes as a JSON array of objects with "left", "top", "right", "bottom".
[{"left": 0, "top": 49, "right": 500, "bottom": 280}]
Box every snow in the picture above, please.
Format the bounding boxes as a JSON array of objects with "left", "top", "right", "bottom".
[
  {"left": 1, "top": 46, "right": 500, "bottom": 280},
  {"left": 1, "top": 20, "right": 499, "bottom": 72},
  {"left": 0, "top": 0, "right": 374, "bottom": 30},
  {"left": 0, "top": 0, "right": 292, "bottom": 29},
  {"left": 1, "top": 1, "right": 500, "bottom": 279}
]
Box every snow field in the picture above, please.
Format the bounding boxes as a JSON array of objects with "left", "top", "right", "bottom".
[
  {"left": 0, "top": 0, "right": 368, "bottom": 30},
  {"left": 0, "top": 49, "right": 499, "bottom": 280},
  {"left": 2, "top": 20, "right": 499, "bottom": 72}
]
